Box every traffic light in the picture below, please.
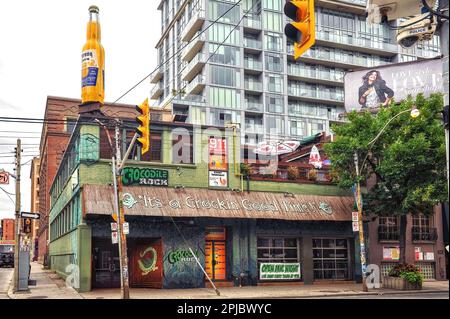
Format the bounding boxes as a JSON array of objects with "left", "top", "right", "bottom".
[
  {"left": 284, "top": 0, "right": 315, "bottom": 60},
  {"left": 136, "top": 98, "right": 150, "bottom": 155},
  {"left": 23, "top": 218, "right": 32, "bottom": 234}
]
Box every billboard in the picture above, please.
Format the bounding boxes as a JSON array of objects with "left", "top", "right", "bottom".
[{"left": 344, "top": 58, "right": 443, "bottom": 112}]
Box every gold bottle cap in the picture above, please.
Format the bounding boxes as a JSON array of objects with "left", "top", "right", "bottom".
[{"left": 89, "top": 5, "right": 99, "bottom": 14}]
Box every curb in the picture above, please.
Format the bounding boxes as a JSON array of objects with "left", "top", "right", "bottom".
[{"left": 254, "top": 289, "right": 449, "bottom": 299}]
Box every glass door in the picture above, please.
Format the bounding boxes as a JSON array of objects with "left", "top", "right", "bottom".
[{"left": 92, "top": 238, "right": 120, "bottom": 288}]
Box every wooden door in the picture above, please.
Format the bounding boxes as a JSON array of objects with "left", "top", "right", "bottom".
[
  {"left": 130, "top": 239, "right": 163, "bottom": 288},
  {"left": 205, "top": 240, "right": 226, "bottom": 281}
]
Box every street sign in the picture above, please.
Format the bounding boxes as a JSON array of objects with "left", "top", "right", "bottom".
[
  {"left": 352, "top": 221, "right": 360, "bottom": 232},
  {"left": 0, "top": 172, "right": 9, "bottom": 184},
  {"left": 123, "top": 222, "right": 129, "bottom": 235},
  {"left": 20, "top": 212, "right": 40, "bottom": 219},
  {"left": 111, "top": 222, "right": 118, "bottom": 231},
  {"left": 111, "top": 231, "right": 118, "bottom": 244},
  {"left": 352, "top": 212, "right": 359, "bottom": 222}
]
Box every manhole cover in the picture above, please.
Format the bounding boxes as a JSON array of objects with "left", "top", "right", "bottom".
[{"left": 27, "top": 296, "right": 48, "bottom": 299}]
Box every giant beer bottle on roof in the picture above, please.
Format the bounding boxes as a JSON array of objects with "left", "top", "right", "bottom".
[{"left": 81, "top": 5, "right": 105, "bottom": 104}]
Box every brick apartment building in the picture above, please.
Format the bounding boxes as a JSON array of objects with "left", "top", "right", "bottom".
[
  {"left": 1, "top": 219, "right": 15, "bottom": 241},
  {"left": 30, "top": 157, "right": 41, "bottom": 261}
]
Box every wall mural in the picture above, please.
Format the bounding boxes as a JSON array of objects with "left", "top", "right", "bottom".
[
  {"left": 138, "top": 246, "right": 159, "bottom": 275},
  {"left": 162, "top": 232, "right": 205, "bottom": 289}
]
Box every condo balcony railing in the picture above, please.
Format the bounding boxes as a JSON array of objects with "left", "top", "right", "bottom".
[
  {"left": 287, "top": 64, "right": 344, "bottom": 82},
  {"left": 412, "top": 227, "right": 438, "bottom": 242},
  {"left": 287, "top": 87, "right": 344, "bottom": 102},
  {"left": 243, "top": 16, "right": 262, "bottom": 29},
  {"left": 287, "top": 43, "right": 389, "bottom": 68},
  {"left": 172, "top": 93, "right": 206, "bottom": 107},
  {"left": 185, "top": 74, "right": 205, "bottom": 94},
  {"left": 244, "top": 37, "right": 262, "bottom": 50},
  {"left": 244, "top": 59, "right": 263, "bottom": 70},
  {"left": 245, "top": 81, "right": 263, "bottom": 91},
  {"left": 378, "top": 226, "right": 400, "bottom": 241},
  {"left": 150, "top": 82, "right": 164, "bottom": 99},
  {"left": 245, "top": 101, "right": 264, "bottom": 112},
  {"left": 338, "top": 0, "right": 366, "bottom": 5},
  {"left": 183, "top": 31, "right": 206, "bottom": 60},
  {"left": 245, "top": 123, "right": 264, "bottom": 134},
  {"left": 181, "top": 9, "right": 206, "bottom": 42},
  {"left": 315, "top": 31, "right": 398, "bottom": 53}
]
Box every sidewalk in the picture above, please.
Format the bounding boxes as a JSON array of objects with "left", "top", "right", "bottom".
[
  {"left": 81, "top": 281, "right": 449, "bottom": 299},
  {"left": 7, "top": 262, "right": 449, "bottom": 299},
  {"left": 7, "top": 262, "right": 82, "bottom": 299}
]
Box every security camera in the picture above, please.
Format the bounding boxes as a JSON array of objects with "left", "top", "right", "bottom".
[
  {"left": 366, "top": 0, "right": 436, "bottom": 22},
  {"left": 396, "top": 13, "right": 437, "bottom": 48}
]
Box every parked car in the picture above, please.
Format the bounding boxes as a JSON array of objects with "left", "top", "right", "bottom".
[{"left": 0, "top": 243, "right": 14, "bottom": 268}]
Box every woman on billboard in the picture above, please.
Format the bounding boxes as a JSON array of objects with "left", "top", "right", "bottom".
[{"left": 358, "top": 70, "right": 394, "bottom": 109}]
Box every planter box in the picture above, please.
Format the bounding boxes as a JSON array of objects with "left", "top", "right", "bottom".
[{"left": 382, "top": 276, "right": 422, "bottom": 290}]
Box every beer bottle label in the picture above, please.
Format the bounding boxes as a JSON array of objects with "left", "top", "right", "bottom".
[{"left": 81, "top": 49, "right": 99, "bottom": 87}]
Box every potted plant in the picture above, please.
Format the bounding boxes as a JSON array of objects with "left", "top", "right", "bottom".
[
  {"left": 307, "top": 168, "right": 317, "bottom": 181},
  {"left": 383, "top": 263, "right": 423, "bottom": 290},
  {"left": 287, "top": 166, "right": 299, "bottom": 180}
]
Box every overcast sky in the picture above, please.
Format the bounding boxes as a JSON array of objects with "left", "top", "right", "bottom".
[{"left": 0, "top": 1, "right": 160, "bottom": 220}]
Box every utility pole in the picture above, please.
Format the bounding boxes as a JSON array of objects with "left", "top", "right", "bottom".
[
  {"left": 114, "top": 121, "right": 131, "bottom": 299},
  {"left": 13, "top": 139, "right": 21, "bottom": 292},
  {"left": 354, "top": 152, "right": 368, "bottom": 292}
]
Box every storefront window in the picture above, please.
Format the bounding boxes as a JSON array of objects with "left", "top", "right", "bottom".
[
  {"left": 313, "top": 238, "right": 350, "bottom": 280},
  {"left": 257, "top": 237, "right": 300, "bottom": 272}
]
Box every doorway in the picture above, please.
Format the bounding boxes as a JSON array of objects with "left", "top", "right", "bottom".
[
  {"left": 92, "top": 238, "right": 120, "bottom": 288},
  {"left": 205, "top": 227, "right": 227, "bottom": 281},
  {"left": 129, "top": 238, "right": 163, "bottom": 288}
]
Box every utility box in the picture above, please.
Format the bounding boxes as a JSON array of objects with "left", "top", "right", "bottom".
[{"left": 18, "top": 251, "right": 30, "bottom": 291}]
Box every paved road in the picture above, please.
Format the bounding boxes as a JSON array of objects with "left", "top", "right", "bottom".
[
  {"left": 315, "top": 292, "right": 449, "bottom": 299},
  {"left": 0, "top": 267, "right": 13, "bottom": 299}
]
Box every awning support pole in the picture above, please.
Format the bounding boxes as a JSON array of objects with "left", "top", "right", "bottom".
[{"left": 188, "top": 247, "right": 220, "bottom": 296}]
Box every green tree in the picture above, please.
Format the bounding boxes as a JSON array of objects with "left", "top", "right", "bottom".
[{"left": 324, "top": 94, "right": 447, "bottom": 263}]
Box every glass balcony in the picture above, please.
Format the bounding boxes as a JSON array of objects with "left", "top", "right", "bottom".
[
  {"left": 150, "top": 82, "right": 164, "bottom": 99},
  {"left": 181, "top": 53, "right": 206, "bottom": 82},
  {"left": 244, "top": 59, "right": 262, "bottom": 71},
  {"left": 315, "top": 31, "right": 398, "bottom": 54},
  {"left": 244, "top": 81, "right": 263, "bottom": 92},
  {"left": 288, "top": 86, "right": 344, "bottom": 102},
  {"left": 245, "top": 123, "right": 264, "bottom": 134},
  {"left": 171, "top": 93, "right": 206, "bottom": 108},
  {"left": 288, "top": 44, "right": 389, "bottom": 68},
  {"left": 185, "top": 74, "right": 205, "bottom": 95},
  {"left": 181, "top": 9, "right": 206, "bottom": 42},
  {"left": 150, "top": 65, "right": 164, "bottom": 84},
  {"left": 182, "top": 31, "right": 206, "bottom": 62},
  {"left": 339, "top": 0, "right": 366, "bottom": 5},
  {"left": 243, "top": 16, "right": 261, "bottom": 30},
  {"left": 244, "top": 37, "right": 262, "bottom": 51},
  {"left": 287, "top": 64, "right": 344, "bottom": 83},
  {"left": 245, "top": 101, "right": 264, "bottom": 112}
]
